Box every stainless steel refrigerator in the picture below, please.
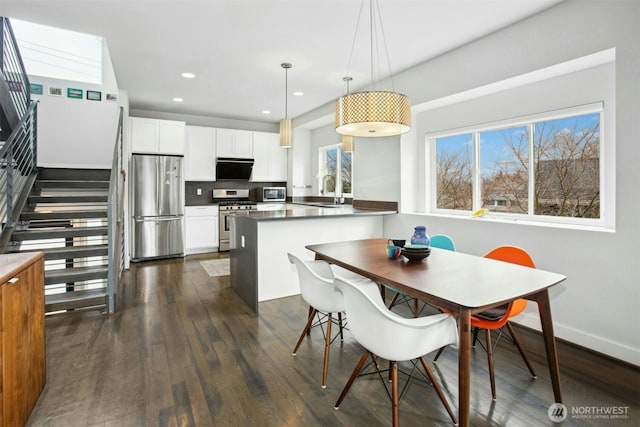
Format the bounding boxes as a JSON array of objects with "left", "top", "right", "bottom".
[{"left": 131, "top": 154, "right": 184, "bottom": 261}]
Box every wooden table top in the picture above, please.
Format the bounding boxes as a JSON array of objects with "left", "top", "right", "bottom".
[{"left": 306, "top": 238, "right": 566, "bottom": 313}]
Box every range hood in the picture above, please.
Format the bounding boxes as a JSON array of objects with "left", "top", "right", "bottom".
[{"left": 216, "top": 157, "right": 254, "bottom": 180}]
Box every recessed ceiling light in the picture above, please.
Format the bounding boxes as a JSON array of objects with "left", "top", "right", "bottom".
[
  {"left": 293, "top": 91, "right": 304, "bottom": 96},
  {"left": 262, "top": 110, "right": 271, "bottom": 115},
  {"left": 173, "top": 97, "right": 183, "bottom": 102},
  {"left": 181, "top": 72, "right": 196, "bottom": 79}
]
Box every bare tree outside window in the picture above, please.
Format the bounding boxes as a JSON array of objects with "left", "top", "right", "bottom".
[
  {"left": 534, "top": 114, "right": 600, "bottom": 218},
  {"left": 323, "top": 148, "right": 337, "bottom": 194},
  {"left": 435, "top": 134, "right": 473, "bottom": 210},
  {"left": 481, "top": 126, "right": 529, "bottom": 214},
  {"left": 433, "top": 111, "right": 600, "bottom": 219},
  {"left": 319, "top": 145, "right": 353, "bottom": 196},
  {"left": 341, "top": 150, "right": 352, "bottom": 194}
]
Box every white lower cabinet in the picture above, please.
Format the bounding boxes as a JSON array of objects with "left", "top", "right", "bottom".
[{"left": 185, "top": 206, "right": 219, "bottom": 254}]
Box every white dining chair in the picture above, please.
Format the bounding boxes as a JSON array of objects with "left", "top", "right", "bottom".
[
  {"left": 288, "top": 253, "right": 353, "bottom": 388},
  {"left": 333, "top": 276, "right": 459, "bottom": 426}
]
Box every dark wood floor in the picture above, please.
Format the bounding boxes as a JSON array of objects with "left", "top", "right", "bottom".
[{"left": 27, "top": 254, "right": 639, "bottom": 426}]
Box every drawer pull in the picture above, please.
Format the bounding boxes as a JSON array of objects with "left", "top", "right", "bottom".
[{"left": 8, "top": 277, "right": 19, "bottom": 284}]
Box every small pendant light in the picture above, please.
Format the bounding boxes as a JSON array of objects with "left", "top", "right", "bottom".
[{"left": 279, "top": 62, "right": 293, "bottom": 148}]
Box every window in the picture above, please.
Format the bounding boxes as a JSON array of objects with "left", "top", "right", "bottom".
[
  {"left": 430, "top": 104, "right": 602, "bottom": 224},
  {"left": 11, "top": 19, "right": 103, "bottom": 84},
  {"left": 435, "top": 134, "right": 472, "bottom": 210},
  {"left": 319, "top": 144, "right": 352, "bottom": 197}
]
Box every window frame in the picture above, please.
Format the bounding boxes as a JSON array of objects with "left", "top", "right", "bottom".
[{"left": 427, "top": 102, "right": 607, "bottom": 228}]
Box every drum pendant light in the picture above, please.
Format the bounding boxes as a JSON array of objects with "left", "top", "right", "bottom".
[
  {"left": 335, "top": 0, "right": 410, "bottom": 138},
  {"left": 279, "top": 62, "right": 293, "bottom": 148}
]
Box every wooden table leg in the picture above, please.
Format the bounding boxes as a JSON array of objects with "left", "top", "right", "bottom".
[
  {"left": 535, "top": 289, "right": 563, "bottom": 403},
  {"left": 458, "top": 308, "right": 471, "bottom": 427}
]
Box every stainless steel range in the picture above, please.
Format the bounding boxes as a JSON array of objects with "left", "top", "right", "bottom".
[{"left": 214, "top": 189, "right": 257, "bottom": 251}]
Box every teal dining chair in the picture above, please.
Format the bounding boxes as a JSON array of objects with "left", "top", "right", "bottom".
[
  {"left": 388, "top": 234, "right": 457, "bottom": 317},
  {"left": 429, "top": 234, "right": 457, "bottom": 251}
]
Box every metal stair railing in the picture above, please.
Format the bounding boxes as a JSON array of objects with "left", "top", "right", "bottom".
[
  {"left": 1, "top": 17, "right": 31, "bottom": 135},
  {"left": 0, "top": 101, "right": 37, "bottom": 252},
  {"left": 106, "top": 106, "right": 125, "bottom": 313},
  {"left": 1, "top": 16, "right": 36, "bottom": 253}
]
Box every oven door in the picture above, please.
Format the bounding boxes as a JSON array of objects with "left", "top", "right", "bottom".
[{"left": 219, "top": 210, "right": 231, "bottom": 251}]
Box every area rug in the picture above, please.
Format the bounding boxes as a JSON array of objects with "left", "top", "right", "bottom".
[{"left": 200, "top": 259, "right": 230, "bottom": 277}]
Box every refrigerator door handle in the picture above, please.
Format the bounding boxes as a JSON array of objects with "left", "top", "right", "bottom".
[{"left": 134, "top": 216, "right": 183, "bottom": 222}]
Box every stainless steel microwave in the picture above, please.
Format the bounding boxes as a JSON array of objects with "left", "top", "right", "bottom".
[{"left": 261, "top": 187, "right": 286, "bottom": 202}]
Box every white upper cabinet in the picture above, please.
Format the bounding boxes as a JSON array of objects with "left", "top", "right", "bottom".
[
  {"left": 216, "top": 128, "right": 253, "bottom": 158},
  {"left": 185, "top": 126, "right": 216, "bottom": 181},
  {"left": 252, "top": 132, "right": 287, "bottom": 182},
  {"left": 131, "top": 117, "right": 185, "bottom": 155}
]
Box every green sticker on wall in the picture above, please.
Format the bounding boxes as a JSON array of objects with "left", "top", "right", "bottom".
[
  {"left": 30, "top": 83, "right": 43, "bottom": 95},
  {"left": 67, "top": 88, "right": 83, "bottom": 99}
]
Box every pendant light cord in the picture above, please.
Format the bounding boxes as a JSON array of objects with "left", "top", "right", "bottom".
[
  {"left": 281, "top": 62, "right": 291, "bottom": 119},
  {"left": 344, "top": 0, "right": 396, "bottom": 91},
  {"left": 374, "top": 0, "right": 396, "bottom": 91},
  {"left": 345, "top": 0, "right": 365, "bottom": 79}
]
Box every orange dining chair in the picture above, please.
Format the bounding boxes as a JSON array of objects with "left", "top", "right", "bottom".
[
  {"left": 388, "top": 234, "right": 457, "bottom": 317},
  {"left": 434, "top": 245, "right": 537, "bottom": 400}
]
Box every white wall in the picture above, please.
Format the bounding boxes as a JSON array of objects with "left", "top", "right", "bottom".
[
  {"left": 30, "top": 38, "right": 120, "bottom": 169},
  {"left": 308, "top": 124, "right": 401, "bottom": 201},
  {"left": 382, "top": 1, "right": 640, "bottom": 365},
  {"left": 290, "top": 128, "right": 313, "bottom": 197}
]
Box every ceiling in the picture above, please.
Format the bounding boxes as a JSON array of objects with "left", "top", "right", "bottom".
[{"left": 2, "top": 0, "right": 563, "bottom": 125}]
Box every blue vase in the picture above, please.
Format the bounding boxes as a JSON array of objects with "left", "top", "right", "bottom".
[{"left": 411, "top": 226, "right": 430, "bottom": 246}]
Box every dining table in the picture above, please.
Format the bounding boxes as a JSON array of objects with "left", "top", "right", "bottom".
[{"left": 306, "top": 238, "right": 567, "bottom": 427}]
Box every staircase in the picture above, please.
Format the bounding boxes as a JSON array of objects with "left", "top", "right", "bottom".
[
  {"left": 9, "top": 167, "right": 111, "bottom": 313},
  {"left": 2, "top": 16, "right": 124, "bottom": 314}
]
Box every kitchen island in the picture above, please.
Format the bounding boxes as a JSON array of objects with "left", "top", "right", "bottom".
[{"left": 229, "top": 203, "right": 396, "bottom": 312}]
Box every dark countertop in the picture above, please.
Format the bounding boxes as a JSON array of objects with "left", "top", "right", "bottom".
[{"left": 238, "top": 203, "right": 396, "bottom": 221}]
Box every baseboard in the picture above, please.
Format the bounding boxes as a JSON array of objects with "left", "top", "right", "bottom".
[{"left": 514, "top": 312, "right": 640, "bottom": 367}]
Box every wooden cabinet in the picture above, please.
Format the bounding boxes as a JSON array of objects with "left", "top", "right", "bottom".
[
  {"left": 131, "top": 117, "right": 185, "bottom": 155},
  {"left": 252, "top": 131, "right": 287, "bottom": 182},
  {"left": 0, "top": 252, "right": 45, "bottom": 427},
  {"left": 185, "top": 206, "right": 219, "bottom": 254},
  {"left": 216, "top": 128, "right": 253, "bottom": 158},
  {"left": 185, "top": 126, "right": 216, "bottom": 181}
]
